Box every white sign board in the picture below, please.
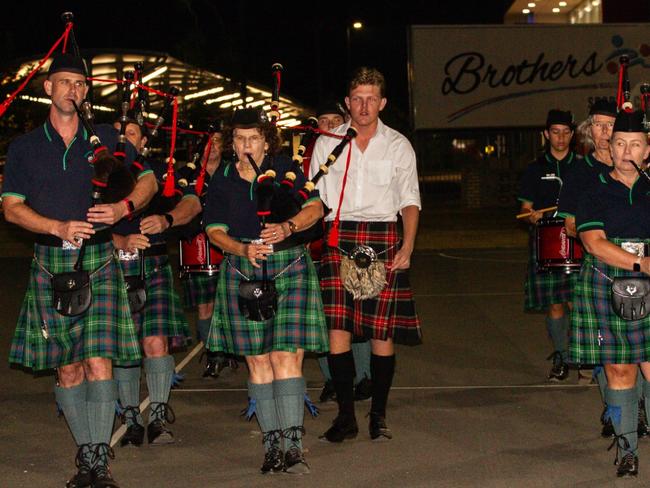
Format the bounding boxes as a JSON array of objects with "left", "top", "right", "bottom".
[{"left": 409, "top": 24, "right": 650, "bottom": 129}]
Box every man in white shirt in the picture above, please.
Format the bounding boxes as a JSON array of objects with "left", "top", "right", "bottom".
[{"left": 312, "top": 67, "right": 422, "bottom": 442}]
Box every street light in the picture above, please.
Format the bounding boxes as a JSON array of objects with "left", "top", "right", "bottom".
[{"left": 346, "top": 20, "right": 364, "bottom": 74}]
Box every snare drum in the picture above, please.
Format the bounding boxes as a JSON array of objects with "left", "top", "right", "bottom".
[
  {"left": 535, "top": 217, "right": 583, "bottom": 274},
  {"left": 179, "top": 232, "right": 224, "bottom": 276}
]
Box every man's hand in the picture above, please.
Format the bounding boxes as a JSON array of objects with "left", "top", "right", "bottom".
[
  {"left": 388, "top": 245, "right": 413, "bottom": 271},
  {"left": 140, "top": 215, "right": 169, "bottom": 235},
  {"left": 54, "top": 220, "right": 95, "bottom": 247},
  {"left": 87, "top": 202, "right": 127, "bottom": 225},
  {"left": 245, "top": 242, "right": 273, "bottom": 268},
  {"left": 118, "top": 233, "right": 150, "bottom": 252}
]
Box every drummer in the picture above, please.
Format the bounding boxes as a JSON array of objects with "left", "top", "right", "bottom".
[
  {"left": 571, "top": 109, "right": 650, "bottom": 477},
  {"left": 177, "top": 126, "right": 239, "bottom": 378},
  {"left": 518, "top": 109, "right": 577, "bottom": 381}
]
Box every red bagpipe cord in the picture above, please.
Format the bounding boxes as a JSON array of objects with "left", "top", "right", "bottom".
[
  {"left": 0, "top": 23, "right": 73, "bottom": 118},
  {"left": 162, "top": 96, "right": 179, "bottom": 196},
  {"left": 326, "top": 141, "right": 353, "bottom": 247},
  {"left": 616, "top": 65, "right": 624, "bottom": 110},
  {"left": 195, "top": 136, "right": 213, "bottom": 196},
  {"left": 86, "top": 76, "right": 180, "bottom": 195}
]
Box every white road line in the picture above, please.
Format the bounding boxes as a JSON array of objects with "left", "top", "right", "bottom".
[
  {"left": 414, "top": 292, "right": 520, "bottom": 297},
  {"left": 170, "top": 383, "right": 597, "bottom": 393},
  {"left": 109, "top": 341, "right": 205, "bottom": 447},
  {"left": 437, "top": 252, "right": 526, "bottom": 264}
]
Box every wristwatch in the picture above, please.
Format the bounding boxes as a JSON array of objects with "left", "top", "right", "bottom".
[
  {"left": 634, "top": 258, "right": 642, "bottom": 272},
  {"left": 164, "top": 213, "right": 174, "bottom": 228},
  {"left": 287, "top": 220, "right": 298, "bottom": 234}
]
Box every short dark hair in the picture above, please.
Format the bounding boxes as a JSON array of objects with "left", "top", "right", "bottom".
[
  {"left": 348, "top": 67, "right": 386, "bottom": 97},
  {"left": 224, "top": 123, "right": 283, "bottom": 156}
]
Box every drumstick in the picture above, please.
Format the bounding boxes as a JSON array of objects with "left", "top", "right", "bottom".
[{"left": 516, "top": 206, "right": 557, "bottom": 219}]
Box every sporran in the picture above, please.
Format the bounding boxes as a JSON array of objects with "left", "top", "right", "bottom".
[{"left": 339, "top": 245, "right": 387, "bottom": 300}]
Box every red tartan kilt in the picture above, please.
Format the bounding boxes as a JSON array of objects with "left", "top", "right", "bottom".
[{"left": 319, "top": 221, "right": 422, "bottom": 345}]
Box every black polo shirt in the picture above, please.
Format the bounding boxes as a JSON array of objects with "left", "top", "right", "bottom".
[
  {"left": 2, "top": 119, "right": 143, "bottom": 222},
  {"left": 576, "top": 172, "right": 650, "bottom": 239},
  {"left": 113, "top": 159, "right": 173, "bottom": 244},
  {"left": 558, "top": 152, "right": 612, "bottom": 219},
  {"left": 204, "top": 154, "right": 320, "bottom": 240},
  {"left": 518, "top": 151, "right": 576, "bottom": 210}
]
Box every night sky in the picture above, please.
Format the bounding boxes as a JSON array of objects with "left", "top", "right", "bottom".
[{"left": 0, "top": 1, "right": 512, "bottom": 127}]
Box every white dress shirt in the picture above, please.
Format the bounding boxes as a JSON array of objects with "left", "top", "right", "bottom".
[{"left": 310, "top": 119, "right": 421, "bottom": 222}]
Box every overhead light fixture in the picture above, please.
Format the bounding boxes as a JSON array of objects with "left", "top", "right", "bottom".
[
  {"left": 527, "top": 2, "right": 536, "bottom": 7},
  {"left": 592, "top": 0, "right": 600, "bottom": 5},
  {"left": 559, "top": 1, "right": 567, "bottom": 6},
  {"left": 522, "top": 8, "right": 530, "bottom": 13},
  {"left": 584, "top": 6, "right": 591, "bottom": 12},
  {"left": 184, "top": 86, "right": 224, "bottom": 100},
  {"left": 142, "top": 66, "right": 168, "bottom": 84},
  {"left": 352, "top": 21, "right": 363, "bottom": 29},
  {"left": 552, "top": 7, "right": 560, "bottom": 12}
]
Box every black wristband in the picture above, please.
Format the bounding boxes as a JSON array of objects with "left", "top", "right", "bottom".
[
  {"left": 634, "top": 260, "right": 641, "bottom": 272},
  {"left": 164, "top": 213, "right": 174, "bottom": 228}
]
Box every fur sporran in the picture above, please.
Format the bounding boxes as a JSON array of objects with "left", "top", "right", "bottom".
[{"left": 339, "top": 245, "right": 387, "bottom": 300}]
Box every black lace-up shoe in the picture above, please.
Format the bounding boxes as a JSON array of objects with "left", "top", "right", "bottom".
[
  {"left": 616, "top": 453, "right": 639, "bottom": 477},
  {"left": 90, "top": 444, "right": 119, "bottom": 488},
  {"left": 260, "top": 446, "right": 284, "bottom": 474},
  {"left": 284, "top": 447, "right": 310, "bottom": 474},
  {"left": 147, "top": 402, "right": 175, "bottom": 445},
  {"left": 547, "top": 351, "right": 569, "bottom": 382},
  {"left": 319, "top": 414, "right": 358, "bottom": 443},
  {"left": 120, "top": 422, "right": 145, "bottom": 447},
  {"left": 354, "top": 377, "right": 372, "bottom": 401},
  {"left": 66, "top": 444, "right": 93, "bottom": 488},
  {"left": 319, "top": 380, "right": 336, "bottom": 403},
  {"left": 368, "top": 412, "right": 393, "bottom": 441}
]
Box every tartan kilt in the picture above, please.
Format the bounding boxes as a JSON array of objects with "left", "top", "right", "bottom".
[
  {"left": 570, "top": 239, "right": 650, "bottom": 365},
  {"left": 9, "top": 242, "right": 141, "bottom": 371},
  {"left": 319, "top": 221, "right": 422, "bottom": 346},
  {"left": 206, "top": 245, "right": 328, "bottom": 356},
  {"left": 116, "top": 255, "right": 190, "bottom": 349},
  {"left": 524, "top": 229, "right": 576, "bottom": 311},
  {"left": 181, "top": 272, "right": 218, "bottom": 308}
]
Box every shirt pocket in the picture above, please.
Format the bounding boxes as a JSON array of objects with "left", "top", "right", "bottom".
[{"left": 367, "top": 159, "right": 393, "bottom": 186}]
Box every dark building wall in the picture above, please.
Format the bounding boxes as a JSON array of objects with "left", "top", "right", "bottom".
[{"left": 603, "top": 0, "right": 650, "bottom": 23}]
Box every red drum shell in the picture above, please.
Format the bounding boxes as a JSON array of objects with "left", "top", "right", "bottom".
[
  {"left": 535, "top": 217, "right": 583, "bottom": 273},
  {"left": 179, "top": 232, "right": 223, "bottom": 275}
]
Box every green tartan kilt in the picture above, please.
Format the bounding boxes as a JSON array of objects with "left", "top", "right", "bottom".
[
  {"left": 9, "top": 242, "right": 141, "bottom": 371},
  {"left": 181, "top": 272, "right": 218, "bottom": 308},
  {"left": 570, "top": 239, "right": 650, "bottom": 365},
  {"left": 206, "top": 245, "right": 329, "bottom": 356},
  {"left": 524, "top": 230, "right": 577, "bottom": 311},
  {"left": 117, "top": 255, "right": 190, "bottom": 346}
]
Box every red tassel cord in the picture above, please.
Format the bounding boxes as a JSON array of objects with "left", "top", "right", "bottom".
[
  {"left": 162, "top": 96, "right": 179, "bottom": 197},
  {"left": 326, "top": 141, "right": 353, "bottom": 248}
]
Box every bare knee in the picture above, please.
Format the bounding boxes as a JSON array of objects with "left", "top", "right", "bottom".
[
  {"left": 371, "top": 338, "right": 394, "bottom": 356},
  {"left": 270, "top": 350, "right": 304, "bottom": 379},
  {"left": 329, "top": 330, "right": 352, "bottom": 354},
  {"left": 83, "top": 357, "right": 113, "bottom": 382},
  {"left": 548, "top": 303, "right": 566, "bottom": 319},
  {"left": 142, "top": 335, "right": 168, "bottom": 358},
  {"left": 198, "top": 302, "right": 214, "bottom": 321},
  {"left": 246, "top": 354, "right": 273, "bottom": 384},
  {"left": 58, "top": 362, "right": 85, "bottom": 387},
  {"left": 605, "top": 364, "right": 638, "bottom": 389}
]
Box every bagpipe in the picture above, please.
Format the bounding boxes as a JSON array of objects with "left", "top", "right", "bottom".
[
  {"left": 72, "top": 99, "right": 136, "bottom": 205},
  {"left": 177, "top": 121, "right": 220, "bottom": 196}
]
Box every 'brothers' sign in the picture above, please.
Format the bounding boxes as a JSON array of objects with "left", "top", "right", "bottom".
[{"left": 409, "top": 24, "right": 650, "bottom": 129}]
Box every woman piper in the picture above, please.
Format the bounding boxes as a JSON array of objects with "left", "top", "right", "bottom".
[
  {"left": 572, "top": 109, "right": 650, "bottom": 477},
  {"left": 203, "top": 107, "right": 328, "bottom": 474}
]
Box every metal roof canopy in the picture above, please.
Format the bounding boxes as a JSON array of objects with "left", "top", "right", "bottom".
[{"left": 1, "top": 49, "right": 307, "bottom": 127}]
